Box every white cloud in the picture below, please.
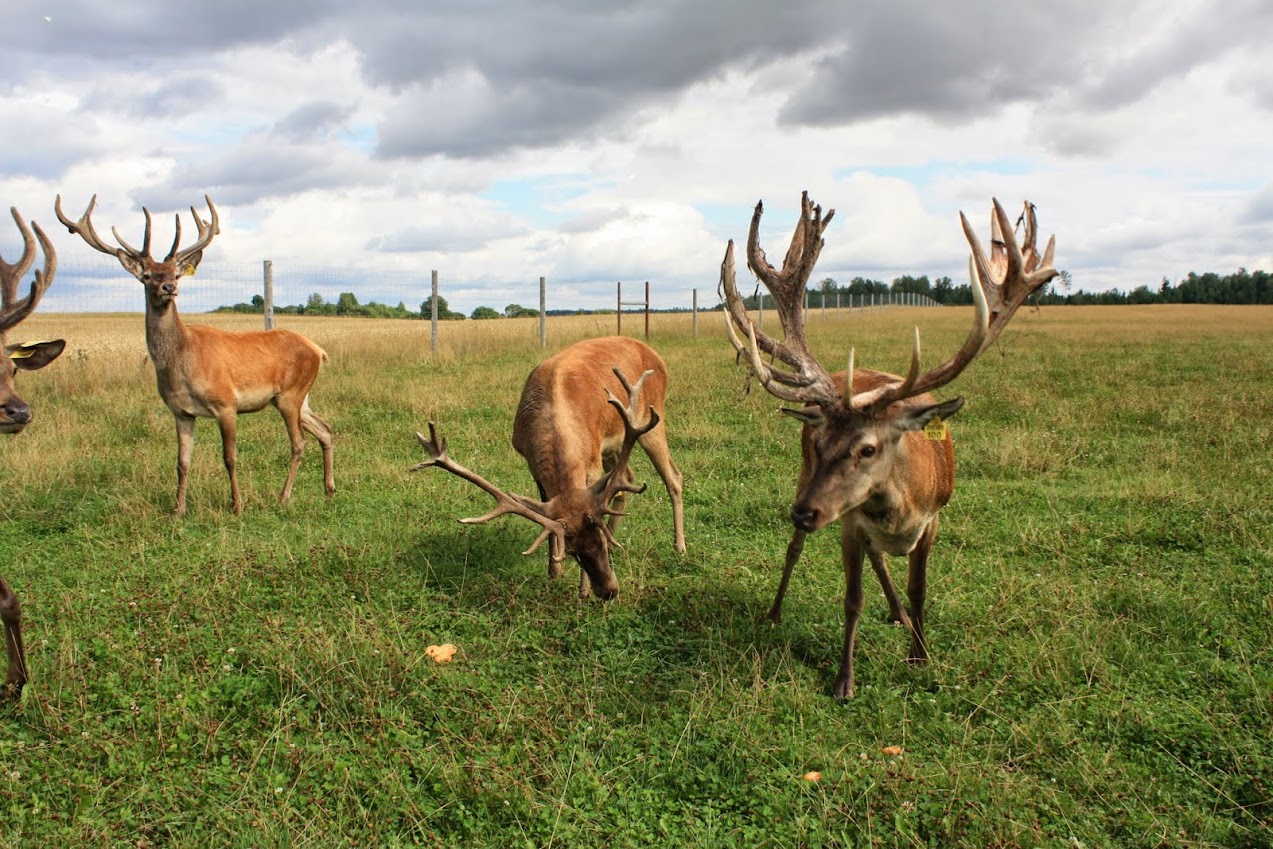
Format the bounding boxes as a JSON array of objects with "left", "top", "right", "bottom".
[{"left": 0, "top": 0, "right": 1270, "bottom": 316}]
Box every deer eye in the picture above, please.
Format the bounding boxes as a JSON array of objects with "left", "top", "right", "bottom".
[{"left": 859, "top": 444, "right": 877, "bottom": 458}]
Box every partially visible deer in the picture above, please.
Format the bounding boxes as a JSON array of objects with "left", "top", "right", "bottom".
[
  {"left": 55, "top": 194, "right": 334, "bottom": 516},
  {"left": 413, "top": 337, "right": 685, "bottom": 600},
  {"left": 720, "top": 191, "right": 1057, "bottom": 698},
  {"left": 1, "top": 206, "right": 66, "bottom": 700}
]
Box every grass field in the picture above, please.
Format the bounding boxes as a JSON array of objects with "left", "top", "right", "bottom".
[{"left": 1, "top": 304, "right": 1270, "bottom": 847}]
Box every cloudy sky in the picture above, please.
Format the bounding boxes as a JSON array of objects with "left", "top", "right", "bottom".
[{"left": 2, "top": 0, "right": 1271, "bottom": 314}]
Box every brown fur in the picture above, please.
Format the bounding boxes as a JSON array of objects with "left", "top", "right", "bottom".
[
  {"left": 0, "top": 206, "right": 64, "bottom": 700},
  {"left": 770, "top": 367, "right": 961, "bottom": 700},
  {"left": 512, "top": 336, "right": 685, "bottom": 598},
  {"left": 56, "top": 196, "right": 334, "bottom": 515}
]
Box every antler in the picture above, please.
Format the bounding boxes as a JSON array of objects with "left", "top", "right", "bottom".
[
  {"left": 722, "top": 193, "right": 1057, "bottom": 414},
  {"left": 411, "top": 422, "right": 566, "bottom": 566},
  {"left": 54, "top": 194, "right": 220, "bottom": 267},
  {"left": 847, "top": 198, "right": 1057, "bottom": 411},
  {"left": 587, "top": 367, "right": 661, "bottom": 549},
  {"left": 720, "top": 193, "right": 843, "bottom": 408},
  {"left": 0, "top": 208, "right": 57, "bottom": 333}
]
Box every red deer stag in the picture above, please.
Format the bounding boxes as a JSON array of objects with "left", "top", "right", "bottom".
[
  {"left": 720, "top": 191, "right": 1057, "bottom": 698},
  {"left": 55, "top": 194, "right": 334, "bottom": 516},
  {"left": 412, "top": 337, "right": 685, "bottom": 600},
  {"left": 1, "top": 205, "right": 66, "bottom": 700}
]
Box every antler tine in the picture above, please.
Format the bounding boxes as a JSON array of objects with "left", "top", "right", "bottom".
[
  {"left": 0, "top": 209, "right": 57, "bottom": 333},
  {"left": 412, "top": 423, "right": 566, "bottom": 566},
  {"left": 719, "top": 237, "right": 841, "bottom": 408},
  {"left": 852, "top": 198, "right": 1055, "bottom": 412},
  {"left": 55, "top": 194, "right": 133, "bottom": 260},
  {"left": 744, "top": 192, "right": 836, "bottom": 366},
  {"left": 589, "top": 367, "right": 662, "bottom": 509},
  {"left": 170, "top": 195, "right": 219, "bottom": 265},
  {"left": 110, "top": 206, "right": 154, "bottom": 260}
]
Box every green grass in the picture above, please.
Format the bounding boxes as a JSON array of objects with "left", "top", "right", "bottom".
[{"left": 2, "top": 305, "right": 1270, "bottom": 847}]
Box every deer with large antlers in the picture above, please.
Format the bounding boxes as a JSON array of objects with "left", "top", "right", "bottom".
[
  {"left": 412, "top": 337, "right": 685, "bottom": 600},
  {"left": 720, "top": 191, "right": 1057, "bottom": 698},
  {"left": 55, "top": 195, "right": 334, "bottom": 516},
  {"left": 1, "top": 206, "right": 66, "bottom": 700}
]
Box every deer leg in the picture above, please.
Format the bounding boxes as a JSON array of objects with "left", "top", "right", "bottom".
[
  {"left": 867, "top": 549, "right": 910, "bottom": 627},
  {"left": 299, "top": 397, "right": 335, "bottom": 497},
  {"left": 214, "top": 409, "right": 242, "bottom": 514},
  {"left": 638, "top": 429, "right": 686, "bottom": 555},
  {"left": 276, "top": 402, "right": 306, "bottom": 506},
  {"left": 174, "top": 414, "right": 196, "bottom": 517},
  {"left": 766, "top": 528, "right": 807, "bottom": 624},
  {"left": 0, "top": 576, "right": 27, "bottom": 701},
  {"left": 834, "top": 529, "right": 867, "bottom": 700},
  {"left": 906, "top": 518, "right": 938, "bottom": 664}
]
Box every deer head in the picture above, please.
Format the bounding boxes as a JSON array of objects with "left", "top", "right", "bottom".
[
  {"left": 413, "top": 368, "right": 658, "bottom": 600},
  {"left": 721, "top": 192, "right": 1057, "bottom": 531},
  {"left": 0, "top": 207, "right": 65, "bottom": 434},
  {"left": 54, "top": 194, "right": 219, "bottom": 311}
]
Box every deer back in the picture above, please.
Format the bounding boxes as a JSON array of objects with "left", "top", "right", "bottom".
[{"left": 513, "top": 336, "right": 669, "bottom": 497}]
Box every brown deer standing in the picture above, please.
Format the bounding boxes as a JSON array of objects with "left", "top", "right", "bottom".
[
  {"left": 413, "top": 337, "right": 685, "bottom": 600},
  {"left": 720, "top": 191, "right": 1057, "bottom": 698},
  {"left": 54, "top": 194, "right": 334, "bottom": 516},
  {"left": 1, "top": 206, "right": 66, "bottom": 700}
]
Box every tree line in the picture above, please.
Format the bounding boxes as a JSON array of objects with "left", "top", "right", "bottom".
[
  {"left": 214, "top": 268, "right": 1273, "bottom": 318},
  {"left": 213, "top": 293, "right": 617, "bottom": 320},
  {"left": 723, "top": 267, "right": 1273, "bottom": 308}
]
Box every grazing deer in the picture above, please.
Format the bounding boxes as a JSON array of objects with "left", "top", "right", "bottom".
[
  {"left": 413, "top": 337, "right": 685, "bottom": 600},
  {"left": 54, "top": 194, "right": 334, "bottom": 516},
  {"left": 720, "top": 192, "right": 1057, "bottom": 698},
  {"left": 1, "top": 206, "right": 66, "bottom": 700}
]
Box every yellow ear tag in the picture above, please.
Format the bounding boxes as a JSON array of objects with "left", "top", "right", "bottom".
[
  {"left": 924, "top": 417, "right": 948, "bottom": 440},
  {"left": 9, "top": 348, "right": 36, "bottom": 360},
  {"left": 182, "top": 263, "right": 196, "bottom": 277}
]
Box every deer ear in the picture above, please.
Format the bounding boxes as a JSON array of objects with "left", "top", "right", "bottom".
[
  {"left": 780, "top": 406, "right": 826, "bottom": 427},
  {"left": 119, "top": 254, "right": 146, "bottom": 278},
  {"left": 7, "top": 339, "right": 66, "bottom": 370},
  {"left": 893, "top": 396, "right": 965, "bottom": 432},
  {"left": 179, "top": 253, "right": 202, "bottom": 277}
]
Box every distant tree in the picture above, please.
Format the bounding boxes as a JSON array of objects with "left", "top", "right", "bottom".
[
  {"left": 336, "top": 292, "right": 360, "bottom": 315},
  {"left": 932, "top": 276, "right": 953, "bottom": 304},
  {"left": 504, "top": 303, "right": 538, "bottom": 318},
  {"left": 251, "top": 294, "right": 264, "bottom": 308},
  {"left": 471, "top": 305, "right": 501, "bottom": 320},
  {"left": 1057, "top": 269, "right": 1073, "bottom": 297},
  {"left": 306, "top": 292, "right": 326, "bottom": 310},
  {"left": 420, "top": 296, "right": 464, "bottom": 320}
]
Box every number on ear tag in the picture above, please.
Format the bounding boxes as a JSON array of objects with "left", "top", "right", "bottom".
[{"left": 924, "top": 417, "right": 948, "bottom": 440}]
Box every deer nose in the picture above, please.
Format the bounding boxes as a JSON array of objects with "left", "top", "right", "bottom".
[
  {"left": 2, "top": 402, "right": 31, "bottom": 424},
  {"left": 161, "top": 283, "right": 177, "bottom": 295},
  {"left": 790, "top": 505, "right": 819, "bottom": 532}
]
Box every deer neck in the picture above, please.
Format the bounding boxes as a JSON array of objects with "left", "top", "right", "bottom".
[{"left": 144, "top": 299, "right": 191, "bottom": 369}]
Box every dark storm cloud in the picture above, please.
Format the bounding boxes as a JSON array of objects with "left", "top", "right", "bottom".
[{"left": 5, "top": 0, "right": 1271, "bottom": 164}]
